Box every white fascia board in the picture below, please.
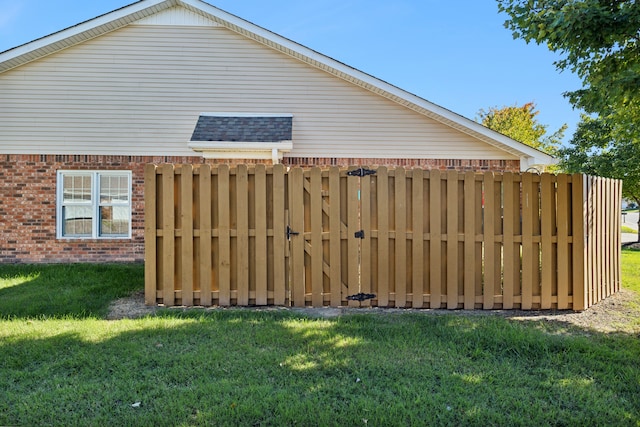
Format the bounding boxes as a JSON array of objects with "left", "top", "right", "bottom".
[{"left": 188, "top": 141, "right": 293, "bottom": 150}]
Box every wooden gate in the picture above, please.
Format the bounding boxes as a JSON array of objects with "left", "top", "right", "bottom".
[{"left": 145, "top": 164, "right": 622, "bottom": 311}]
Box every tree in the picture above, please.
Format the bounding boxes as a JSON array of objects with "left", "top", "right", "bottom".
[
  {"left": 559, "top": 115, "right": 640, "bottom": 241},
  {"left": 497, "top": 0, "right": 640, "bottom": 141},
  {"left": 477, "top": 102, "right": 565, "bottom": 155}
]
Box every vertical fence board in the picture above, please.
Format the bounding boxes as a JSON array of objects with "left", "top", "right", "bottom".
[
  {"left": 236, "top": 165, "right": 249, "bottom": 305},
  {"left": 346, "top": 168, "right": 361, "bottom": 307},
  {"left": 360, "top": 170, "right": 373, "bottom": 307},
  {"left": 144, "top": 164, "right": 157, "bottom": 305},
  {"left": 180, "top": 165, "right": 194, "bottom": 306},
  {"left": 463, "top": 171, "right": 476, "bottom": 309},
  {"left": 446, "top": 170, "right": 459, "bottom": 309},
  {"left": 289, "top": 167, "right": 305, "bottom": 307},
  {"left": 540, "top": 173, "right": 554, "bottom": 309},
  {"left": 218, "top": 165, "right": 231, "bottom": 306},
  {"left": 429, "top": 170, "right": 442, "bottom": 308},
  {"left": 556, "top": 174, "right": 570, "bottom": 309},
  {"left": 254, "top": 165, "right": 268, "bottom": 305},
  {"left": 272, "top": 164, "right": 287, "bottom": 305},
  {"left": 412, "top": 168, "right": 425, "bottom": 308},
  {"left": 502, "top": 172, "right": 515, "bottom": 309},
  {"left": 483, "top": 172, "right": 495, "bottom": 309},
  {"left": 571, "top": 174, "right": 586, "bottom": 311},
  {"left": 328, "top": 167, "right": 342, "bottom": 307},
  {"left": 310, "top": 167, "right": 324, "bottom": 307},
  {"left": 198, "top": 165, "right": 212, "bottom": 306},
  {"left": 521, "top": 173, "right": 534, "bottom": 310},
  {"left": 395, "top": 168, "right": 407, "bottom": 308},
  {"left": 161, "top": 164, "right": 176, "bottom": 306},
  {"left": 376, "top": 167, "right": 390, "bottom": 307}
]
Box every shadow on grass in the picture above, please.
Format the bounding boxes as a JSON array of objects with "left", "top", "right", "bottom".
[
  {"left": 1, "top": 310, "right": 639, "bottom": 426},
  {"left": 0, "top": 263, "right": 143, "bottom": 319}
]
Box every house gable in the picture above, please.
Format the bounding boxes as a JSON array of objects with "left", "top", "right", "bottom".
[{"left": 0, "top": 0, "right": 554, "bottom": 169}]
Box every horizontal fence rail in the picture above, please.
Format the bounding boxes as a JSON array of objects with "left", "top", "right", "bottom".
[{"left": 145, "top": 164, "right": 621, "bottom": 311}]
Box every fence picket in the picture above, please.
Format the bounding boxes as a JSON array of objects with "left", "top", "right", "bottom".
[
  {"left": 446, "top": 170, "right": 459, "bottom": 309},
  {"left": 254, "top": 165, "right": 268, "bottom": 305},
  {"left": 557, "top": 174, "right": 570, "bottom": 309},
  {"left": 483, "top": 172, "right": 495, "bottom": 309},
  {"left": 360, "top": 169, "right": 373, "bottom": 307},
  {"left": 412, "top": 168, "right": 425, "bottom": 308},
  {"left": 310, "top": 167, "right": 324, "bottom": 307},
  {"left": 272, "top": 164, "right": 287, "bottom": 305},
  {"left": 144, "top": 164, "right": 157, "bottom": 306},
  {"left": 161, "top": 164, "right": 175, "bottom": 307},
  {"left": 395, "top": 167, "right": 407, "bottom": 308},
  {"left": 328, "top": 167, "right": 342, "bottom": 307},
  {"left": 464, "top": 171, "right": 476, "bottom": 309},
  {"left": 376, "top": 167, "right": 390, "bottom": 307},
  {"left": 429, "top": 170, "right": 442, "bottom": 309},
  {"left": 180, "top": 165, "right": 194, "bottom": 306},
  {"left": 289, "top": 167, "right": 305, "bottom": 306}
]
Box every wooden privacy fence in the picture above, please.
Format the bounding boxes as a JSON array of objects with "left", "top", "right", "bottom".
[{"left": 144, "top": 164, "right": 621, "bottom": 311}]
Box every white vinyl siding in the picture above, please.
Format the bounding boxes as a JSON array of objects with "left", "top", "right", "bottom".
[{"left": 0, "top": 24, "right": 515, "bottom": 160}]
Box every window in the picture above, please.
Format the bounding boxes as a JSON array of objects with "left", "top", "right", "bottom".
[{"left": 57, "top": 171, "right": 132, "bottom": 239}]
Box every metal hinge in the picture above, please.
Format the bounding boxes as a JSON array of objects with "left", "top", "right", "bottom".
[
  {"left": 346, "top": 293, "right": 376, "bottom": 302},
  {"left": 286, "top": 225, "right": 299, "bottom": 240},
  {"left": 347, "top": 167, "right": 376, "bottom": 177}
]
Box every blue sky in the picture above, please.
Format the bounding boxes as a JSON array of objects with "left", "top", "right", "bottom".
[{"left": 0, "top": 0, "right": 582, "bottom": 144}]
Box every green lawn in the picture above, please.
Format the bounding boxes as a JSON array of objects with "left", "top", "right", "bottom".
[{"left": 1, "top": 255, "right": 639, "bottom": 426}]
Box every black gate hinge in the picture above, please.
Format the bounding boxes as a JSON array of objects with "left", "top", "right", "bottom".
[
  {"left": 347, "top": 293, "right": 376, "bottom": 302},
  {"left": 347, "top": 168, "right": 376, "bottom": 177},
  {"left": 354, "top": 230, "right": 365, "bottom": 239},
  {"left": 286, "top": 226, "right": 299, "bottom": 240}
]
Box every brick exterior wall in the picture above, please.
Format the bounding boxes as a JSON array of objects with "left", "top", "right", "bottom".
[
  {"left": 283, "top": 157, "right": 521, "bottom": 171},
  {"left": 0, "top": 154, "right": 519, "bottom": 263}
]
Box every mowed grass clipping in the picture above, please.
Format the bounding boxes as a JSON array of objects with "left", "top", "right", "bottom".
[{"left": 0, "top": 257, "right": 639, "bottom": 426}]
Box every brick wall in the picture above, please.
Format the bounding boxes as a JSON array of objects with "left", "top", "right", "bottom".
[
  {"left": 283, "top": 157, "right": 521, "bottom": 171},
  {"left": 0, "top": 154, "right": 519, "bottom": 263}
]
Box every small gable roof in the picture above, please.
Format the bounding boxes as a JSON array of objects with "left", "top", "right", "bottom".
[
  {"left": 191, "top": 114, "right": 293, "bottom": 143},
  {"left": 0, "top": 0, "right": 555, "bottom": 169}
]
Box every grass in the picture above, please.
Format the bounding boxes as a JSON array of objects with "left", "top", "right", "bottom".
[
  {"left": 0, "top": 263, "right": 143, "bottom": 318},
  {"left": 1, "top": 257, "right": 639, "bottom": 426},
  {"left": 622, "top": 225, "right": 637, "bottom": 234}
]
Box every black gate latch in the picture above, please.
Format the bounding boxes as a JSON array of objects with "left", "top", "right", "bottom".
[
  {"left": 347, "top": 168, "right": 376, "bottom": 177},
  {"left": 286, "top": 226, "right": 299, "bottom": 240},
  {"left": 354, "top": 230, "right": 365, "bottom": 239}
]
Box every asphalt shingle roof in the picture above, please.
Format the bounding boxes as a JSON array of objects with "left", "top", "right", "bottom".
[{"left": 190, "top": 115, "right": 292, "bottom": 142}]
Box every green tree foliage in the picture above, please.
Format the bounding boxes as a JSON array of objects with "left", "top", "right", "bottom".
[
  {"left": 497, "top": 0, "right": 640, "bottom": 141},
  {"left": 560, "top": 115, "right": 640, "bottom": 239},
  {"left": 477, "top": 102, "right": 565, "bottom": 155}
]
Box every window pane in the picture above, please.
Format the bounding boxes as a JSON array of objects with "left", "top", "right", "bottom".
[
  {"left": 63, "top": 175, "right": 92, "bottom": 203},
  {"left": 62, "top": 206, "right": 93, "bottom": 236},
  {"left": 100, "top": 206, "right": 130, "bottom": 236},
  {"left": 100, "top": 175, "right": 129, "bottom": 204}
]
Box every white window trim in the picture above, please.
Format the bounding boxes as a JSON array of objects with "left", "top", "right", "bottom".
[{"left": 56, "top": 170, "right": 132, "bottom": 239}]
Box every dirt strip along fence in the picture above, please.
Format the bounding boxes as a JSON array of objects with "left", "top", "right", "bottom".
[{"left": 144, "top": 164, "right": 621, "bottom": 310}]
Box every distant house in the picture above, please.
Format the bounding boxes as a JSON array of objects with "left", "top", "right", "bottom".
[{"left": 0, "top": 0, "right": 554, "bottom": 263}]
